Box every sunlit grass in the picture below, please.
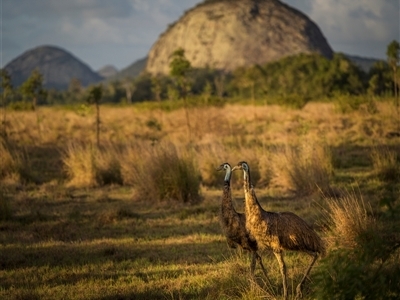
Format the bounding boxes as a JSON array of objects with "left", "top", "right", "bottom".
[{"left": 1, "top": 100, "right": 399, "bottom": 299}]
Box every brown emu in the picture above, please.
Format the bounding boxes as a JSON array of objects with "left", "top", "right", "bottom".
[
  {"left": 232, "top": 161, "right": 325, "bottom": 300},
  {"left": 217, "top": 162, "right": 269, "bottom": 278}
]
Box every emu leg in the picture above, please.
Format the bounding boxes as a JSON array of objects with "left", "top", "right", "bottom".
[
  {"left": 250, "top": 252, "right": 257, "bottom": 276},
  {"left": 295, "top": 253, "right": 318, "bottom": 300},
  {"left": 255, "top": 252, "right": 272, "bottom": 285},
  {"left": 274, "top": 251, "right": 288, "bottom": 300}
]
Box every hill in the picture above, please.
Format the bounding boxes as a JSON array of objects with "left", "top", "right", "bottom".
[
  {"left": 345, "top": 54, "right": 382, "bottom": 72},
  {"left": 104, "top": 57, "right": 147, "bottom": 82},
  {"left": 4, "top": 45, "right": 103, "bottom": 90},
  {"left": 97, "top": 65, "right": 118, "bottom": 78},
  {"left": 145, "top": 0, "right": 333, "bottom": 75}
]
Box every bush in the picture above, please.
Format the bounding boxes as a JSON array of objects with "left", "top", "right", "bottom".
[
  {"left": 334, "top": 95, "right": 368, "bottom": 113},
  {"left": 122, "top": 142, "right": 201, "bottom": 203}
]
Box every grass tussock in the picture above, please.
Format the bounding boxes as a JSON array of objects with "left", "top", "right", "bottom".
[
  {"left": 122, "top": 141, "right": 201, "bottom": 203},
  {"left": 371, "top": 146, "right": 400, "bottom": 182},
  {"left": 273, "top": 140, "right": 333, "bottom": 196},
  {"left": 63, "top": 142, "right": 123, "bottom": 187},
  {"left": 314, "top": 189, "right": 400, "bottom": 299},
  {"left": 323, "top": 189, "right": 375, "bottom": 249},
  {"left": 0, "top": 139, "right": 32, "bottom": 186}
]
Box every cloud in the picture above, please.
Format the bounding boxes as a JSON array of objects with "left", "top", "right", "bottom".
[
  {"left": 2, "top": 0, "right": 399, "bottom": 70},
  {"left": 306, "top": 0, "right": 399, "bottom": 57},
  {"left": 1, "top": 0, "right": 200, "bottom": 68}
]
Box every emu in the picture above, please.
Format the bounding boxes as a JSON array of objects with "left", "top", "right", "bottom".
[
  {"left": 232, "top": 161, "right": 325, "bottom": 300},
  {"left": 217, "top": 162, "right": 268, "bottom": 278}
]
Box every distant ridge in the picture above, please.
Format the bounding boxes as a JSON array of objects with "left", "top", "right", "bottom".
[
  {"left": 344, "top": 54, "right": 382, "bottom": 72},
  {"left": 104, "top": 57, "right": 147, "bottom": 82},
  {"left": 4, "top": 45, "right": 103, "bottom": 90},
  {"left": 97, "top": 65, "right": 118, "bottom": 78}
]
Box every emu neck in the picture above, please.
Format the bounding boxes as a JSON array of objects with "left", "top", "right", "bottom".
[
  {"left": 243, "top": 170, "right": 262, "bottom": 213},
  {"left": 221, "top": 170, "right": 235, "bottom": 213},
  {"left": 222, "top": 182, "right": 235, "bottom": 212}
]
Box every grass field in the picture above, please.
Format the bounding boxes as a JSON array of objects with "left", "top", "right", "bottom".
[{"left": 1, "top": 99, "right": 400, "bottom": 299}]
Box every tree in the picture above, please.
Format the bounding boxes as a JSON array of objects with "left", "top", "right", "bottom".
[
  {"left": 386, "top": 40, "right": 400, "bottom": 98},
  {"left": 0, "top": 70, "right": 13, "bottom": 138},
  {"left": 21, "top": 69, "right": 47, "bottom": 140},
  {"left": 68, "top": 78, "right": 83, "bottom": 103},
  {"left": 386, "top": 40, "right": 400, "bottom": 130},
  {"left": 21, "top": 69, "right": 47, "bottom": 109},
  {"left": 122, "top": 78, "right": 135, "bottom": 104},
  {"left": 86, "top": 84, "right": 103, "bottom": 147},
  {"left": 151, "top": 75, "right": 163, "bottom": 103},
  {"left": 169, "top": 48, "right": 192, "bottom": 141}
]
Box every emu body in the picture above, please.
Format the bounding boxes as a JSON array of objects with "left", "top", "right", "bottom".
[
  {"left": 217, "top": 163, "right": 268, "bottom": 278},
  {"left": 233, "top": 161, "right": 325, "bottom": 300}
]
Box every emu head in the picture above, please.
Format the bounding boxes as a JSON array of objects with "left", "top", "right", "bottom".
[
  {"left": 232, "top": 161, "right": 250, "bottom": 181},
  {"left": 216, "top": 162, "right": 231, "bottom": 172},
  {"left": 217, "top": 162, "right": 232, "bottom": 182}
]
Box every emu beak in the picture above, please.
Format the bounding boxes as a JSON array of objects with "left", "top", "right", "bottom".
[
  {"left": 231, "top": 166, "right": 238, "bottom": 171},
  {"left": 216, "top": 165, "right": 224, "bottom": 171}
]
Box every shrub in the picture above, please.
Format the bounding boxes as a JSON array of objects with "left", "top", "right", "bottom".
[
  {"left": 273, "top": 141, "right": 333, "bottom": 196},
  {"left": 122, "top": 142, "right": 201, "bottom": 203},
  {"left": 334, "top": 95, "right": 368, "bottom": 114}
]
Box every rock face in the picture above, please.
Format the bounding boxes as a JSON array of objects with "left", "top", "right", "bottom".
[
  {"left": 4, "top": 45, "right": 103, "bottom": 90},
  {"left": 146, "top": 0, "right": 333, "bottom": 75}
]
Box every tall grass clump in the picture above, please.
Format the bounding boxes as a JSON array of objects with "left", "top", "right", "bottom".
[
  {"left": 122, "top": 142, "right": 201, "bottom": 203},
  {"left": 273, "top": 141, "right": 333, "bottom": 196},
  {"left": 323, "top": 189, "right": 374, "bottom": 248},
  {"left": 313, "top": 189, "right": 400, "bottom": 299},
  {"left": 370, "top": 146, "right": 400, "bottom": 182},
  {"left": 63, "top": 142, "right": 122, "bottom": 187},
  {"left": 0, "top": 187, "right": 12, "bottom": 221},
  {"left": 0, "top": 139, "right": 20, "bottom": 180},
  {"left": 0, "top": 139, "right": 33, "bottom": 185}
]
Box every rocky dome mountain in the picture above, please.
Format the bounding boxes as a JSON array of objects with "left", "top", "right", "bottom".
[
  {"left": 4, "top": 45, "right": 103, "bottom": 90},
  {"left": 146, "top": 0, "right": 333, "bottom": 75}
]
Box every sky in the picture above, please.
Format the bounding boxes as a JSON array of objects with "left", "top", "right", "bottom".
[{"left": 1, "top": 0, "right": 399, "bottom": 71}]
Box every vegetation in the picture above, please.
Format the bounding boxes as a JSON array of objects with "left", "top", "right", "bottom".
[
  {"left": 1, "top": 41, "right": 398, "bottom": 109},
  {"left": 86, "top": 84, "right": 103, "bottom": 147},
  {"left": 0, "top": 41, "right": 399, "bottom": 299}
]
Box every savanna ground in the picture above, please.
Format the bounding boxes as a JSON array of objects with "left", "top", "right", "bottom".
[{"left": 1, "top": 98, "right": 400, "bottom": 299}]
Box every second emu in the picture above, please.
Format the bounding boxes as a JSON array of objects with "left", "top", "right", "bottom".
[
  {"left": 217, "top": 162, "right": 268, "bottom": 278},
  {"left": 232, "top": 161, "right": 325, "bottom": 300}
]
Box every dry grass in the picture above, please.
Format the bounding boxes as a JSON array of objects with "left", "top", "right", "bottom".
[
  {"left": 63, "top": 142, "right": 122, "bottom": 187},
  {"left": 0, "top": 99, "right": 399, "bottom": 299},
  {"left": 121, "top": 141, "right": 201, "bottom": 203},
  {"left": 370, "top": 145, "right": 400, "bottom": 181},
  {"left": 323, "top": 188, "right": 375, "bottom": 249},
  {"left": 272, "top": 140, "right": 333, "bottom": 196}
]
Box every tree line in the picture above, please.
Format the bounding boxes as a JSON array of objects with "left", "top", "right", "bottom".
[{"left": 1, "top": 40, "right": 399, "bottom": 109}]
